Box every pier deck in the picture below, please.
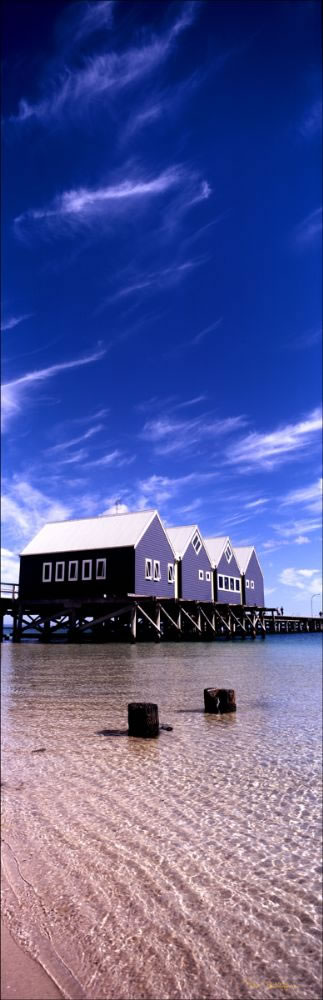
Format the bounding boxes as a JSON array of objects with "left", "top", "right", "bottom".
[{"left": 1, "top": 584, "right": 322, "bottom": 641}]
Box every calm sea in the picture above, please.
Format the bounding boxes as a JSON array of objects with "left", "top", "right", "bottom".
[{"left": 1, "top": 636, "right": 322, "bottom": 1000}]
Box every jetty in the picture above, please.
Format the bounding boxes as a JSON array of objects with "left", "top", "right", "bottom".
[{"left": 1, "top": 583, "right": 322, "bottom": 642}]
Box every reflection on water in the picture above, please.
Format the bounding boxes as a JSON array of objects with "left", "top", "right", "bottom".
[{"left": 1, "top": 637, "right": 322, "bottom": 1000}]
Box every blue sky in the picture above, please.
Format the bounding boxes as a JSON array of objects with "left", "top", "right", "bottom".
[{"left": 1, "top": 0, "right": 322, "bottom": 613}]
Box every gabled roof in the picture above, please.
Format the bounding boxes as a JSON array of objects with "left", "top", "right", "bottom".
[
  {"left": 167, "top": 525, "right": 203, "bottom": 559},
  {"left": 203, "top": 536, "right": 231, "bottom": 569},
  {"left": 20, "top": 509, "right": 159, "bottom": 556},
  {"left": 234, "top": 545, "right": 263, "bottom": 576}
]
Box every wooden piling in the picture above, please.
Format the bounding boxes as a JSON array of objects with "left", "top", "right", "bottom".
[
  {"left": 204, "top": 688, "right": 236, "bottom": 714},
  {"left": 128, "top": 702, "right": 159, "bottom": 738}
]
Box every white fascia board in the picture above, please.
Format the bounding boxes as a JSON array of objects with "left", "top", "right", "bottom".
[
  {"left": 134, "top": 510, "right": 177, "bottom": 558},
  {"left": 204, "top": 535, "right": 230, "bottom": 569}
]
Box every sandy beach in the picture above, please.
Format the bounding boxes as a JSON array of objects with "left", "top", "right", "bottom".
[{"left": 1, "top": 922, "right": 62, "bottom": 1000}]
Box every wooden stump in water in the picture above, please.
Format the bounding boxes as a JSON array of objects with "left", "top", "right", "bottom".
[
  {"left": 128, "top": 702, "right": 160, "bottom": 738},
  {"left": 204, "top": 688, "right": 236, "bottom": 714}
]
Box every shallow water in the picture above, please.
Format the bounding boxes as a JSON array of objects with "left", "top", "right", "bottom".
[{"left": 1, "top": 636, "right": 322, "bottom": 1000}]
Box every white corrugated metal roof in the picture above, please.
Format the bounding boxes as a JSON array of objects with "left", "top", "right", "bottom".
[
  {"left": 167, "top": 525, "right": 200, "bottom": 558},
  {"left": 21, "top": 510, "right": 157, "bottom": 556},
  {"left": 234, "top": 546, "right": 254, "bottom": 573},
  {"left": 203, "top": 536, "right": 229, "bottom": 568}
]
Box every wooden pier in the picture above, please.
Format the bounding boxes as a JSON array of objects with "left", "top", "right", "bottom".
[{"left": 1, "top": 583, "right": 322, "bottom": 642}]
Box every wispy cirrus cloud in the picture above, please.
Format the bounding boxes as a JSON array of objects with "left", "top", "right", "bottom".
[
  {"left": 142, "top": 413, "right": 247, "bottom": 455},
  {"left": 298, "top": 99, "right": 322, "bottom": 139},
  {"left": 11, "top": 2, "right": 199, "bottom": 124},
  {"left": 46, "top": 424, "right": 105, "bottom": 454},
  {"left": 105, "top": 257, "right": 206, "bottom": 305},
  {"left": 14, "top": 166, "right": 206, "bottom": 238},
  {"left": 245, "top": 498, "right": 269, "bottom": 509},
  {"left": 2, "top": 346, "right": 105, "bottom": 431},
  {"left": 293, "top": 207, "right": 322, "bottom": 247},
  {"left": 2, "top": 479, "right": 72, "bottom": 550},
  {"left": 1, "top": 313, "right": 33, "bottom": 332},
  {"left": 225, "top": 408, "right": 322, "bottom": 470},
  {"left": 280, "top": 478, "right": 322, "bottom": 514},
  {"left": 60, "top": 1, "right": 115, "bottom": 46}
]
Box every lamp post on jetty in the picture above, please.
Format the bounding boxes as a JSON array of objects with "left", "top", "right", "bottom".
[{"left": 311, "top": 594, "right": 320, "bottom": 617}]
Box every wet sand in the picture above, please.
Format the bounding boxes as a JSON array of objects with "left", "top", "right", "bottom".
[{"left": 1, "top": 922, "right": 62, "bottom": 999}]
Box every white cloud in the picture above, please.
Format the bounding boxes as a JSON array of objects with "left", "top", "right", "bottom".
[
  {"left": 107, "top": 257, "right": 205, "bottom": 303},
  {"left": 14, "top": 167, "right": 199, "bottom": 237},
  {"left": 245, "top": 498, "right": 269, "bottom": 509},
  {"left": 1, "top": 346, "right": 105, "bottom": 430},
  {"left": 299, "top": 99, "right": 322, "bottom": 139},
  {"left": 1, "top": 313, "right": 32, "bottom": 332},
  {"left": 11, "top": 2, "right": 199, "bottom": 124},
  {"left": 293, "top": 207, "right": 322, "bottom": 247},
  {"left": 226, "top": 408, "right": 322, "bottom": 470},
  {"left": 86, "top": 450, "right": 133, "bottom": 468},
  {"left": 47, "top": 424, "right": 104, "bottom": 453},
  {"left": 280, "top": 478, "right": 322, "bottom": 514},
  {"left": 1, "top": 548, "right": 20, "bottom": 583},
  {"left": 2, "top": 480, "right": 72, "bottom": 551},
  {"left": 294, "top": 536, "right": 310, "bottom": 545},
  {"left": 279, "top": 567, "right": 322, "bottom": 595},
  {"left": 142, "top": 413, "right": 246, "bottom": 455}
]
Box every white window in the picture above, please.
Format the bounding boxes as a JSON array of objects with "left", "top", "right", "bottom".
[
  {"left": 168, "top": 563, "right": 174, "bottom": 583},
  {"left": 206, "top": 571, "right": 211, "bottom": 581},
  {"left": 82, "top": 559, "right": 92, "bottom": 581},
  {"left": 145, "top": 558, "right": 152, "bottom": 580},
  {"left": 192, "top": 533, "right": 202, "bottom": 555},
  {"left": 225, "top": 543, "right": 232, "bottom": 563},
  {"left": 246, "top": 579, "right": 250, "bottom": 588},
  {"left": 224, "top": 576, "right": 229, "bottom": 590},
  {"left": 154, "top": 560, "right": 161, "bottom": 581},
  {"left": 68, "top": 561, "right": 78, "bottom": 582},
  {"left": 251, "top": 580, "right": 255, "bottom": 590},
  {"left": 55, "top": 562, "right": 65, "bottom": 582},
  {"left": 96, "top": 558, "right": 106, "bottom": 580},
  {"left": 42, "top": 562, "right": 52, "bottom": 583},
  {"left": 198, "top": 570, "right": 204, "bottom": 581},
  {"left": 235, "top": 579, "right": 240, "bottom": 591},
  {"left": 218, "top": 575, "right": 224, "bottom": 589}
]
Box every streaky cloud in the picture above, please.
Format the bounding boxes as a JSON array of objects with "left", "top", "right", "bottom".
[
  {"left": 11, "top": 2, "right": 199, "bottom": 124},
  {"left": 2, "top": 346, "right": 106, "bottom": 431},
  {"left": 293, "top": 206, "right": 322, "bottom": 247},
  {"left": 1, "top": 313, "right": 33, "bottom": 332},
  {"left": 226, "top": 408, "right": 322, "bottom": 470}
]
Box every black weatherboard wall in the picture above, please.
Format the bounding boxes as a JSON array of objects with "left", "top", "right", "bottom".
[{"left": 19, "top": 547, "right": 135, "bottom": 601}]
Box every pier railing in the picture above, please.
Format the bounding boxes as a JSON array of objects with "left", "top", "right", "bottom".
[{"left": 0, "top": 581, "right": 19, "bottom": 600}]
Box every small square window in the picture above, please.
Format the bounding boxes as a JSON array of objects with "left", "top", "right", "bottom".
[
  {"left": 198, "top": 570, "right": 204, "bottom": 580},
  {"left": 218, "top": 575, "right": 224, "bottom": 589},
  {"left": 246, "top": 579, "right": 250, "bottom": 588},
  {"left": 96, "top": 558, "right": 106, "bottom": 580},
  {"left": 68, "top": 561, "right": 78, "bottom": 582},
  {"left": 55, "top": 562, "right": 64, "bottom": 582},
  {"left": 42, "top": 562, "right": 52, "bottom": 583},
  {"left": 225, "top": 544, "right": 232, "bottom": 563},
  {"left": 145, "top": 558, "right": 152, "bottom": 580},
  {"left": 168, "top": 563, "right": 174, "bottom": 583},
  {"left": 235, "top": 579, "right": 240, "bottom": 591},
  {"left": 230, "top": 577, "right": 234, "bottom": 590},
  {"left": 224, "top": 576, "right": 229, "bottom": 590},
  {"left": 192, "top": 533, "right": 202, "bottom": 555},
  {"left": 205, "top": 571, "right": 211, "bottom": 581},
  {"left": 251, "top": 580, "right": 255, "bottom": 590},
  {"left": 82, "top": 559, "right": 92, "bottom": 581},
  {"left": 154, "top": 560, "right": 161, "bottom": 581}
]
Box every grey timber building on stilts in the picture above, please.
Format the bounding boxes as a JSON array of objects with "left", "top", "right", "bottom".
[
  {"left": 166, "top": 525, "right": 213, "bottom": 601},
  {"left": 204, "top": 536, "right": 242, "bottom": 604},
  {"left": 234, "top": 546, "right": 265, "bottom": 607}
]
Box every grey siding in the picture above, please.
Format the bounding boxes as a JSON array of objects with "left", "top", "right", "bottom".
[
  {"left": 180, "top": 540, "right": 213, "bottom": 600},
  {"left": 242, "top": 551, "right": 264, "bottom": 606},
  {"left": 216, "top": 550, "right": 242, "bottom": 604},
  {"left": 135, "top": 515, "right": 175, "bottom": 597}
]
